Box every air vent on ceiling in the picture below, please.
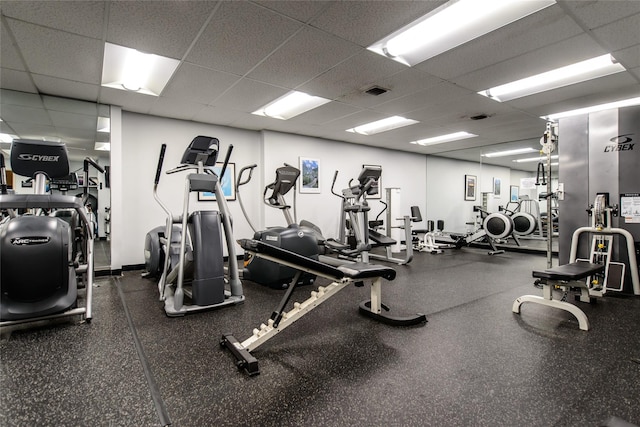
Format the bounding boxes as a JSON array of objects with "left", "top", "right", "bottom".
[
  {"left": 470, "top": 114, "right": 489, "bottom": 120},
  {"left": 364, "top": 86, "right": 389, "bottom": 96}
]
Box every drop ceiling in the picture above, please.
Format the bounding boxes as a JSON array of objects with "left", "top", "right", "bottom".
[{"left": 1, "top": 0, "right": 639, "bottom": 171}]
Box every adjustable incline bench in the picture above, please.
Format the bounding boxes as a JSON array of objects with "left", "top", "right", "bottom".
[
  {"left": 512, "top": 262, "right": 605, "bottom": 331},
  {"left": 221, "top": 239, "right": 427, "bottom": 376}
]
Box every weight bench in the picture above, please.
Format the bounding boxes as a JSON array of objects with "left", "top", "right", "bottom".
[
  {"left": 221, "top": 239, "right": 427, "bottom": 376},
  {"left": 512, "top": 262, "right": 605, "bottom": 331}
]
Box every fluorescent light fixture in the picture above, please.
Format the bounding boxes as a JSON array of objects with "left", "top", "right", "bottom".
[
  {"left": 94, "top": 142, "right": 111, "bottom": 151},
  {"left": 513, "top": 155, "right": 558, "bottom": 163},
  {"left": 252, "top": 91, "right": 331, "bottom": 120},
  {"left": 479, "top": 54, "right": 625, "bottom": 102},
  {"left": 410, "top": 131, "right": 477, "bottom": 146},
  {"left": 97, "top": 116, "right": 110, "bottom": 133},
  {"left": 101, "top": 42, "right": 180, "bottom": 96},
  {"left": 482, "top": 147, "right": 538, "bottom": 158},
  {"left": 542, "top": 96, "right": 640, "bottom": 121},
  {"left": 368, "top": 0, "right": 555, "bottom": 66},
  {"left": 346, "top": 116, "right": 419, "bottom": 135}
]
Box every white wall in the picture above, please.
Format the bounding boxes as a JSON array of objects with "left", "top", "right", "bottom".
[
  {"left": 113, "top": 111, "right": 538, "bottom": 268},
  {"left": 261, "top": 131, "right": 428, "bottom": 241},
  {"left": 118, "top": 112, "right": 262, "bottom": 266},
  {"left": 426, "top": 156, "right": 534, "bottom": 234}
]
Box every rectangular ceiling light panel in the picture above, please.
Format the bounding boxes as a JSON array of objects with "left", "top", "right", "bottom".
[
  {"left": 410, "top": 131, "right": 477, "bottom": 146},
  {"left": 252, "top": 91, "right": 331, "bottom": 120},
  {"left": 482, "top": 147, "right": 538, "bottom": 158},
  {"left": 346, "top": 116, "right": 419, "bottom": 135},
  {"left": 102, "top": 42, "right": 180, "bottom": 96},
  {"left": 479, "top": 54, "right": 626, "bottom": 102},
  {"left": 368, "top": 0, "right": 555, "bottom": 66},
  {"left": 542, "top": 96, "right": 640, "bottom": 121}
]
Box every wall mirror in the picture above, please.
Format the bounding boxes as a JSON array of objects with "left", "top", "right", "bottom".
[{"left": 0, "top": 89, "right": 112, "bottom": 271}]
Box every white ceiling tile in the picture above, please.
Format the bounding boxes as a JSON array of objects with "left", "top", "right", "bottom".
[
  {"left": 106, "top": 1, "right": 218, "bottom": 58},
  {"left": 7, "top": 19, "right": 103, "bottom": 84},
  {"left": 49, "top": 110, "right": 96, "bottom": 131},
  {"left": 253, "top": 1, "right": 331, "bottom": 23},
  {"left": 454, "top": 34, "right": 606, "bottom": 92},
  {"left": 558, "top": 0, "right": 640, "bottom": 29},
  {"left": 212, "top": 79, "right": 287, "bottom": 112},
  {"left": 149, "top": 96, "right": 206, "bottom": 122},
  {"left": 162, "top": 63, "right": 242, "bottom": 105},
  {"left": 247, "top": 26, "right": 361, "bottom": 88},
  {"left": 507, "top": 72, "right": 638, "bottom": 111},
  {"left": 1, "top": 0, "right": 106, "bottom": 39},
  {"left": 32, "top": 74, "right": 100, "bottom": 102},
  {"left": 418, "top": 5, "right": 583, "bottom": 79},
  {"left": 614, "top": 44, "right": 640, "bottom": 69},
  {"left": 43, "top": 95, "right": 98, "bottom": 116},
  {"left": 0, "top": 68, "right": 38, "bottom": 93},
  {"left": 1, "top": 104, "right": 50, "bottom": 125},
  {"left": 292, "top": 101, "right": 362, "bottom": 125},
  {"left": 1, "top": 23, "right": 25, "bottom": 71},
  {"left": 299, "top": 50, "right": 406, "bottom": 100},
  {"left": 309, "top": 1, "right": 444, "bottom": 47},
  {"left": 186, "top": 1, "right": 302, "bottom": 75},
  {"left": 98, "top": 87, "right": 156, "bottom": 115},
  {"left": 591, "top": 12, "right": 640, "bottom": 51}
]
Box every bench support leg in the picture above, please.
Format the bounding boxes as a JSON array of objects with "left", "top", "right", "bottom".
[
  {"left": 359, "top": 277, "right": 427, "bottom": 326},
  {"left": 513, "top": 284, "right": 590, "bottom": 331}
]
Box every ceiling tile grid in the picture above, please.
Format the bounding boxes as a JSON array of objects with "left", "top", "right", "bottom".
[{"left": 0, "top": 0, "right": 638, "bottom": 172}]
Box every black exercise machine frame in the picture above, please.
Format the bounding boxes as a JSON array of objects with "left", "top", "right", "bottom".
[{"left": 221, "top": 239, "right": 426, "bottom": 376}]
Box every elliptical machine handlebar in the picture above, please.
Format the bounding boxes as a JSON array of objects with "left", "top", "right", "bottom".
[
  {"left": 154, "top": 144, "right": 167, "bottom": 186},
  {"left": 218, "top": 144, "right": 234, "bottom": 181},
  {"left": 0, "top": 154, "right": 7, "bottom": 195},
  {"left": 236, "top": 164, "right": 257, "bottom": 189},
  {"left": 330, "top": 170, "right": 343, "bottom": 200}
]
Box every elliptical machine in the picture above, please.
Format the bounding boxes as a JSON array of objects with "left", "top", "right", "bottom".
[
  {"left": 147, "top": 136, "right": 244, "bottom": 316},
  {"left": 236, "top": 164, "right": 318, "bottom": 289},
  {"left": 0, "top": 140, "right": 98, "bottom": 327}
]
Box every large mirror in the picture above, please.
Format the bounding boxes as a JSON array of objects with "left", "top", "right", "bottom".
[
  {"left": 434, "top": 137, "right": 559, "bottom": 255},
  {"left": 0, "top": 89, "right": 111, "bottom": 271}
]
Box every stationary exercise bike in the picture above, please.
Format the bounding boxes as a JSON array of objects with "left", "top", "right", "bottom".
[
  {"left": 146, "top": 136, "right": 244, "bottom": 316},
  {"left": 236, "top": 163, "right": 318, "bottom": 289},
  {"left": 0, "top": 140, "right": 99, "bottom": 327}
]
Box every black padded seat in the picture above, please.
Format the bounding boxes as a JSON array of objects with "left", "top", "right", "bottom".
[
  {"left": 532, "top": 262, "right": 604, "bottom": 281},
  {"left": 238, "top": 238, "right": 396, "bottom": 281},
  {"left": 337, "top": 262, "right": 396, "bottom": 281}
]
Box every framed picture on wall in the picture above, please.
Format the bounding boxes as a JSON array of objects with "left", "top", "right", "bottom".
[
  {"left": 510, "top": 185, "right": 519, "bottom": 203},
  {"left": 299, "top": 157, "right": 320, "bottom": 194},
  {"left": 362, "top": 164, "right": 382, "bottom": 199},
  {"left": 198, "top": 162, "right": 236, "bottom": 201},
  {"left": 465, "top": 174, "right": 477, "bottom": 201},
  {"left": 493, "top": 177, "right": 501, "bottom": 198}
]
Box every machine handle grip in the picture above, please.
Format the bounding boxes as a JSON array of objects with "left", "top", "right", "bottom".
[
  {"left": 237, "top": 164, "right": 257, "bottom": 188},
  {"left": 154, "top": 144, "right": 167, "bottom": 185},
  {"left": 219, "top": 144, "right": 233, "bottom": 181},
  {"left": 84, "top": 157, "right": 105, "bottom": 174},
  {"left": 330, "top": 170, "right": 343, "bottom": 199},
  {"left": 0, "top": 153, "right": 6, "bottom": 195}
]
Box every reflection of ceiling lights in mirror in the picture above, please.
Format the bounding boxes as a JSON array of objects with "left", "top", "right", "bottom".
[
  {"left": 101, "top": 42, "right": 180, "bottom": 96},
  {"left": 542, "top": 96, "right": 640, "bottom": 121},
  {"left": 482, "top": 147, "right": 538, "bottom": 158},
  {"left": 368, "top": 0, "right": 555, "bottom": 66},
  {"left": 97, "top": 117, "right": 110, "bottom": 133},
  {"left": 478, "top": 54, "right": 625, "bottom": 102},
  {"left": 410, "top": 131, "right": 477, "bottom": 146},
  {"left": 0, "top": 133, "right": 15, "bottom": 143},
  {"left": 94, "top": 142, "right": 111, "bottom": 151},
  {"left": 513, "top": 155, "right": 558, "bottom": 163},
  {"left": 252, "top": 91, "right": 331, "bottom": 120},
  {"left": 346, "top": 116, "right": 419, "bottom": 135}
]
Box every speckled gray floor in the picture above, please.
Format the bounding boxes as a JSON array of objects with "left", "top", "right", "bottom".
[{"left": 2, "top": 248, "right": 639, "bottom": 427}]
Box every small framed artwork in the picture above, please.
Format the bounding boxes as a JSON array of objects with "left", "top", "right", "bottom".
[
  {"left": 299, "top": 157, "right": 320, "bottom": 194},
  {"left": 510, "top": 185, "right": 519, "bottom": 203},
  {"left": 362, "top": 164, "right": 382, "bottom": 199},
  {"left": 464, "top": 174, "right": 477, "bottom": 201},
  {"left": 493, "top": 177, "right": 501, "bottom": 198},
  {"left": 198, "top": 162, "right": 236, "bottom": 201}
]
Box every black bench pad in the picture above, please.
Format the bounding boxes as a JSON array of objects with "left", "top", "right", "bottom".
[
  {"left": 238, "top": 239, "right": 395, "bottom": 281},
  {"left": 532, "top": 262, "right": 604, "bottom": 281}
]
